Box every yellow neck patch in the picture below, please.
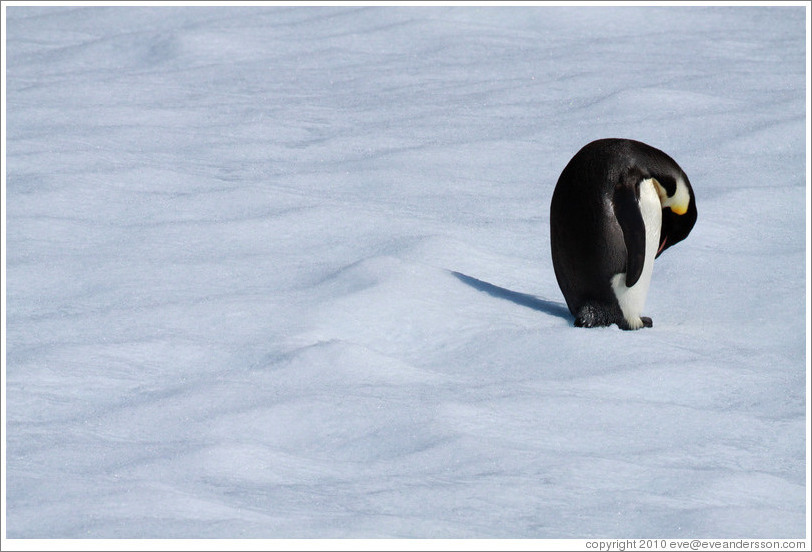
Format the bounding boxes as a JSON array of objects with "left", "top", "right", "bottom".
[{"left": 651, "top": 177, "right": 690, "bottom": 215}]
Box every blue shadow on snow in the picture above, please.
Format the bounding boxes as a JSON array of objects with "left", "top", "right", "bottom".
[{"left": 450, "top": 271, "right": 572, "bottom": 322}]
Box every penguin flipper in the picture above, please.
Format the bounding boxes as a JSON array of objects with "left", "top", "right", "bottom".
[{"left": 613, "top": 172, "right": 646, "bottom": 288}]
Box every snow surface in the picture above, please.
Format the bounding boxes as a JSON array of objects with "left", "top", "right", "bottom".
[{"left": 3, "top": 3, "right": 808, "bottom": 540}]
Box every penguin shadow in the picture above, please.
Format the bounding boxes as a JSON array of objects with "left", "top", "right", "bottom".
[{"left": 449, "top": 271, "right": 572, "bottom": 322}]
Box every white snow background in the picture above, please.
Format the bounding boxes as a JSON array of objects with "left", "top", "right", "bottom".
[{"left": 2, "top": 2, "right": 809, "bottom": 541}]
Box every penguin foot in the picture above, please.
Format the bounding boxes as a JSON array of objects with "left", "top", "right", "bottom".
[
  {"left": 574, "top": 304, "right": 612, "bottom": 328},
  {"left": 618, "top": 316, "right": 653, "bottom": 330},
  {"left": 574, "top": 316, "right": 594, "bottom": 328}
]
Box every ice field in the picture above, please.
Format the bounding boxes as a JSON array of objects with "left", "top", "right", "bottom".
[{"left": 3, "top": 3, "right": 809, "bottom": 540}]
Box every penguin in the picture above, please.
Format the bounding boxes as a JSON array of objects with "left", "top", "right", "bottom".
[{"left": 549, "top": 138, "right": 697, "bottom": 330}]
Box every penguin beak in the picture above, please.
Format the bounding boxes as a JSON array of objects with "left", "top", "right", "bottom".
[{"left": 656, "top": 236, "right": 668, "bottom": 258}]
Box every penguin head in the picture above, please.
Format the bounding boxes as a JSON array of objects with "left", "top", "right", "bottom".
[{"left": 653, "top": 174, "right": 697, "bottom": 258}]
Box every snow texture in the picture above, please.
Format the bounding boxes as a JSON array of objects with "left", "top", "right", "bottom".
[{"left": 3, "top": 4, "right": 808, "bottom": 540}]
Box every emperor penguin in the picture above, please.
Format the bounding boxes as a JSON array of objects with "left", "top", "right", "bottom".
[{"left": 550, "top": 138, "right": 697, "bottom": 330}]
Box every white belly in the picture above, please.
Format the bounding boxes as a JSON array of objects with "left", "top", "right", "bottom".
[{"left": 610, "top": 178, "right": 662, "bottom": 329}]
